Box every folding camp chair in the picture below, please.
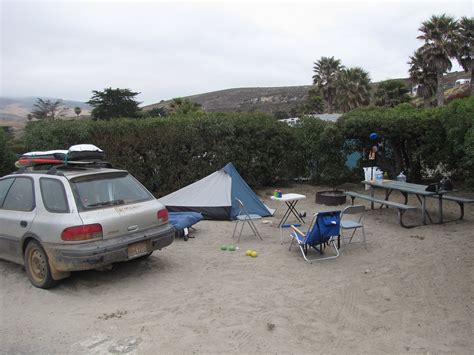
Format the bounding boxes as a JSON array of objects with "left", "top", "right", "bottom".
[
  {"left": 232, "top": 198, "right": 263, "bottom": 242},
  {"left": 340, "top": 205, "right": 366, "bottom": 247},
  {"left": 289, "top": 210, "right": 341, "bottom": 263},
  {"left": 280, "top": 223, "right": 301, "bottom": 244}
]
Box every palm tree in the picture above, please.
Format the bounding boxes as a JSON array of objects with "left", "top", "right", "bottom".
[
  {"left": 455, "top": 16, "right": 474, "bottom": 95},
  {"left": 168, "top": 98, "right": 202, "bottom": 115},
  {"left": 312, "top": 57, "right": 343, "bottom": 113},
  {"left": 335, "top": 67, "right": 371, "bottom": 112},
  {"left": 374, "top": 80, "right": 411, "bottom": 107},
  {"left": 408, "top": 49, "right": 437, "bottom": 107},
  {"left": 417, "top": 14, "right": 459, "bottom": 106}
]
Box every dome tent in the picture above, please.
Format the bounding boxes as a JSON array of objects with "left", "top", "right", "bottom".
[{"left": 158, "top": 163, "right": 274, "bottom": 220}]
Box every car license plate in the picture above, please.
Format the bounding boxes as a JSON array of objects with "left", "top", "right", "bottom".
[{"left": 127, "top": 241, "right": 150, "bottom": 259}]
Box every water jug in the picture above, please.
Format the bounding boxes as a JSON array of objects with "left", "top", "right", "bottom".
[
  {"left": 376, "top": 171, "right": 383, "bottom": 184},
  {"left": 397, "top": 171, "right": 406, "bottom": 183}
]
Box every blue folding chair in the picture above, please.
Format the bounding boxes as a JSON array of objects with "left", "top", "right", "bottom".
[{"left": 289, "top": 211, "right": 341, "bottom": 263}]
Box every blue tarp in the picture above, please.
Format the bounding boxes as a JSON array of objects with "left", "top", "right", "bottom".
[{"left": 168, "top": 212, "right": 203, "bottom": 231}]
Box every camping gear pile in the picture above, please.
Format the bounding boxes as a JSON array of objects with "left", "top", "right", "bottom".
[{"left": 15, "top": 144, "right": 105, "bottom": 168}]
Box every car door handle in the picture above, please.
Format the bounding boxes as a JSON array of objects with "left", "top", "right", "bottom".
[
  {"left": 20, "top": 221, "right": 28, "bottom": 228},
  {"left": 127, "top": 225, "right": 139, "bottom": 232}
]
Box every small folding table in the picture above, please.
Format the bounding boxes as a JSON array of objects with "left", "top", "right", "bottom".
[{"left": 271, "top": 193, "right": 306, "bottom": 228}]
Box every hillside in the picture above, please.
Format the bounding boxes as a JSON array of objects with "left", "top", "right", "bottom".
[
  {"left": 143, "top": 86, "right": 313, "bottom": 114},
  {"left": 144, "top": 71, "right": 470, "bottom": 114},
  {"left": 1, "top": 71, "right": 470, "bottom": 125},
  {"left": 0, "top": 97, "right": 91, "bottom": 126}
]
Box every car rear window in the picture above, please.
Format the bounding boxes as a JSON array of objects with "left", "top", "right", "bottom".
[
  {"left": 40, "top": 178, "right": 69, "bottom": 213},
  {"left": 70, "top": 172, "right": 154, "bottom": 210}
]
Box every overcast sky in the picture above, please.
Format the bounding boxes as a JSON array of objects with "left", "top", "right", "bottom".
[{"left": 1, "top": 0, "right": 472, "bottom": 105}]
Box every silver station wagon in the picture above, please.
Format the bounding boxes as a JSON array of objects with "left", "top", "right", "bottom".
[{"left": 0, "top": 165, "right": 174, "bottom": 289}]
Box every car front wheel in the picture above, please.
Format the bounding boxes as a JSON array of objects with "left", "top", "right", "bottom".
[{"left": 24, "top": 240, "right": 57, "bottom": 289}]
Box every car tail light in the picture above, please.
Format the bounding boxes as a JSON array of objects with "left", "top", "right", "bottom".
[
  {"left": 157, "top": 208, "right": 168, "bottom": 223},
  {"left": 61, "top": 224, "right": 103, "bottom": 241}
]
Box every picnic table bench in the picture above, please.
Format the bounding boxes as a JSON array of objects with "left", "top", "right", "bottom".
[
  {"left": 347, "top": 179, "right": 474, "bottom": 228},
  {"left": 427, "top": 194, "right": 474, "bottom": 221},
  {"left": 345, "top": 191, "right": 418, "bottom": 228}
]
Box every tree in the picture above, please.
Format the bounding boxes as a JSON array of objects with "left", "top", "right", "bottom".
[
  {"left": 87, "top": 88, "right": 141, "bottom": 120},
  {"left": 455, "top": 16, "right": 474, "bottom": 96},
  {"left": 417, "top": 14, "right": 459, "bottom": 106},
  {"left": 339, "top": 104, "right": 448, "bottom": 182},
  {"left": 167, "top": 98, "right": 202, "bottom": 115},
  {"left": 296, "top": 117, "right": 348, "bottom": 186},
  {"left": 408, "top": 49, "right": 438, "bottom": 107},
  {"left": 335, "top": 67, "right": 371, "bottom": 112},
  {"left": 74, "top": 106, "right": 82, "bottom": 117},
  {"left": 144, "top": 106, "right": 168, "bottom": 117},
  {"left": 273, "top": 110, "right": 289, "bottom": 120},
  {"left": 0, "top": 128, "right": 8, "bottom": 175},
  {"left": 0, "top": 128, "right": 16, "bottom": 176},
  {"left": 438, "top": 96, "right": 474, "bottom": 185},
  {"left": 31, "top": 98, "right": 69, "bottom": 120},
  {"left": 312, "top": 56, "right": 343, "bottom": 113},
  {"left": 301, "top": 87, "right": 324, "bottom": 114},
  {"left": 374, "top": 80, "right": 411, "bottom": 107},
  {"left": 289, "top": 106, "right": 300, "bottom": 117}
]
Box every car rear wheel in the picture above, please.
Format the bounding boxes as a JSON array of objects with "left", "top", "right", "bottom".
[{"left": 24, "top": 240, "right": 57, "bottom": 289}]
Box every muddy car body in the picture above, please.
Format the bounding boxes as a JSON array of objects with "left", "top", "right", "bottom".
[{"left": 0, "top": 166, "right": 174, "bottom": 288}]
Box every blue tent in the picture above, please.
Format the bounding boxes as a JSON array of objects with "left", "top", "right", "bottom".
[{"left": 158, "top": 163, "right": 274, "bottom": 220}]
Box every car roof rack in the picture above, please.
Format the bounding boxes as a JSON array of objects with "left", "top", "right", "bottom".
[
  {"left": 14, "top": 167, "right": 29, "bottom": 174},
  {"left": 46, "top": 161, "right": 115, "bottom": 175},
  {"left": 12, "top": 161, "right": 115, "bottom": 176}
]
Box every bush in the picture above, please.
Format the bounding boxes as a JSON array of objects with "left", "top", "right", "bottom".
[
  {"left": 0, "top": 129, "right": 8, "bottom": 175},
  {"left": 0, "top": 128, "right": 16, "bottom": 176},
  {"left": 337, "top": 98, "right": 474, "bottom": 187},
  {"left": 23, "top": 113, "right": 299, "bottom": 195},
  {"left": 464, "top": 126, "right": 474, "bottom": 187},
  {"left": 339, "top": 104, "right": 447, "bottom": 182},
  {"left": 438, "top": 97, "right": 474, "bottom": 186},
  {"left": 294, "top": 117, "right": 349, "bottom": 187},
  {"left": 21, "top": 97, "right": 474, "bottom": 191}
]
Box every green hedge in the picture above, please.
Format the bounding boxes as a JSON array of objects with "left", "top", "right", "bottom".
[
  {"left": 0, "top": 129, "right": 17, "bottom": 176},
  {"left": 23, "top": 113, "right": 300, "bottom": 195},
  {"left": 0, "top": 129, "right": 8, "bottom": 176},
  {"left": 338, "top": 97, "right": 474, "bottom": 186},
  {"left": 295, "top": 117, "right": 350, "bottom": 185},
  {"left": 20, "top": 97, "right": 474, "bottom": 192},
  {"left": 437, "top": 97, "right": 474, "bottom": 186},
  {"left": 339, "top": 104, "right": 447, "bottom": 181}
]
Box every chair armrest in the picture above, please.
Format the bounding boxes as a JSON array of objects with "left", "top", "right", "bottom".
[{"left": 290, "top": 225, "right": 305, "bottom": 237}]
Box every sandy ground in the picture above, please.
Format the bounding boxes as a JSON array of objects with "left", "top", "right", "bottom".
[{"left": 1, "top": 183, "right": 473, "bottom": 354}]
